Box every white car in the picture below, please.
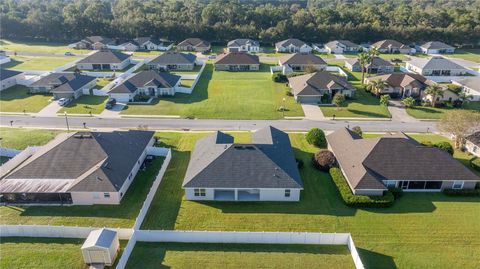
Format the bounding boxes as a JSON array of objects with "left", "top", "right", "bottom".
[
  {"left": 64, "top": 52, "right": 74, "bottom": 56},
  {"left": 57, "top": 98, "right": 71, "bottom": 106}
]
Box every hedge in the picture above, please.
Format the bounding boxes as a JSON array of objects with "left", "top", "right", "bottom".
[
  {"left": 329, "top": 168, "right": 395, "bottom": 208},
  {"left": 443, "top": 188, "right": 480, "bottom": 196}
]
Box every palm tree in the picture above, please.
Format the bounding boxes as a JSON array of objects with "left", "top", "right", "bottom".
[
  {"left": 458, "top": 92, "right": 473, "bottom": 107},
  {"left": 366, "top": 48, "right": 379, "bottom": 73},
  {"left": 358, "top": 52, "right": 369, "bottom": 85},
  {"left": 424, "top": 85, "right": 444, "bottom": 107},
  {"left": 367, "top": 79, "right": 388, "bottom": 96}
]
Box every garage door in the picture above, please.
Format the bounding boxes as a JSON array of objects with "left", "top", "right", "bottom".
[
  {"left": 88, "top": 250, "right": 106, "bottom": 263},
  {"left": 297, "top": 96, "right": 321, "bottom": 104}
]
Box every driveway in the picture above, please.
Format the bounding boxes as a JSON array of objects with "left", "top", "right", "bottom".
[
  {"left": 334, "top": 54, "right": 347, "bottom": 60},
  {"left": 388, "top": 100, "right": 418, "bottom": 123},
  {"left": 301, "top": 103, "right": 326, "bottom": 121},
  {"left": 36, "top": 101, "right": 62, "bottom": 116},
  {"left": 99, "top": 103, "right": 125, "bottom": 118}
]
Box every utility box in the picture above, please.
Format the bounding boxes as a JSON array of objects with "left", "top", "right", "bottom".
[{"left": 82, "top": 228, "right": 119, "bottom": 266}]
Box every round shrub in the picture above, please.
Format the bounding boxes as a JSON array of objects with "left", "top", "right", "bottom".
[
  {"left": 312, "top": 150, "right": 336, "bottom": 172},
  {"left": 306, "top": 128, "right": 326, "bottom": 148},
  {"left": 272, "top": 73, "right": 288, "bottom": 83},
  {"left": 434, "top": 141, "right": 454, "bottom": 155},
  {"left": 351, "top": 126, "right": 362, "bottom": 137}
]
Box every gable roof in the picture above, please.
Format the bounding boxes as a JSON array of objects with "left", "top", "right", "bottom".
[
  {"left": 82, "top": 228, "right": 117, "bottom": 249},
  {"left": 421, "top": 41, "right": 454, "bottom": 50},
  {"left": 453, "top": 77, "right": 480, "bottom": 92},
  {"left": 276, "top": 39, "right": 307, "bottom": 48},
  {"left": 30, "top": 72, "right": 96, "bottom": 93},
  {"left": 408, "top": 56, "right": 466, "bottom": 70},
  {"left": 182, "top": 126, "right": 303, "bottom": 189},
  {"left": 149, "top": 52, "right": 196, "bottom": 65},
  {"left": 466, "top": 132, "right": 480, "bottom": 147},
  {"left": 366, "top": 73, "right": 433, "bottom": 88},
  {"left": 371, "top": 39, "right": 408, "bottom": 49},
  {"left": 327, "top": 128, "right": 480, "bottom": 191},
  {"left": 279, "top": 53, "right": 326, "bottom": 66},
  {"left": 215, "top": 52, "right": 259, "bottom": 65},
  {"left": 0, "top": 130, "right": 154, "bottom": 193},
  {"left": 0, "top": 69, "right": 22, "bottom": 80},
  {"left": 178, "top": 38, "right": 210, "bottom": 48},
  {"left": 288, "top": 71, "right": 355, "bottom": 96},
  {"left": 325, "top": 40, "right": 359, "bottom": 49},
  {"left": 84, "top": 36, "right": 115, "bottom": 45},
  {"left": 227, "top": 39, "right": 260, "bottom": 47},
  {"left": 77, "top": 50, "right": 131, "bottom": 64},
  {"left": 133, "top": 37, "right": 166, "bottom": 46},
  {"left": 345, "top": 57, "right": 393, "bottom": 68},
  {"left": 109, "top": 70, "right": 181, "bottom": 93}
]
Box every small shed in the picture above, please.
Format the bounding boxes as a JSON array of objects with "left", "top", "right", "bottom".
[{"left": 81, "top": 228, "right": 119, "bottom": 266}]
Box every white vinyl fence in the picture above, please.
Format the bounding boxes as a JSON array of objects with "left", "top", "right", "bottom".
[
  {"left": 176, "top": 61, "right": 206, "bottom": 94},
  {"left": 0, "top": 225, "right": 133, "bottom": 240}
]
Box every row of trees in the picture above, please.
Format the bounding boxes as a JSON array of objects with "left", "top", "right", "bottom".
[{"left": 1, "top": 0, "right": 480, "bottom": 45}]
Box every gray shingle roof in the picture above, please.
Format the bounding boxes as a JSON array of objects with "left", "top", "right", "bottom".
[
  {"left": 109, "top": 70, "right": 181, "bottom": 93},
  {"left": 421, "top": 41, "right": 454, "bottom": 50},
  {"left": 82, "top": 228, "right": 117, "bottom": 249},
  {"left": 84, "top": 36, "right": 115, "bottom": 45},
  {"left": 183, "top": 126, "right": 303, "bottom": 189},
  {"left": 288, "top": 71, "right": 355, "bottom": 97},
  {"left": 345, "top": 57, "right": 393, "bottom": 68},
  {"left": 276, "top": 39, "right": 307, "bottom": 48},
  {"left": 324, "top": 40, "right": 359, "bottom": 49},
  {"left": 466, "top": 132, "right": 480, "bottom": 147},
  {"left": 408, "top": 56, "right": 467, "bottom": 70},
  {"left": 178, "top": 38, "right": 210, "bottom": 48},
  {"left": 215, "top": 52, "right": 259, "bottom": 65},
  {"left": 453, "top": 77, "right": 480, "bottom": 92},
  {"left": 149, "top": 52, "right": 196, "bottom": 65},
  {"left": 371, "top": 39, "right": 408, "bottom": 49},
  {"left": 30, "top": 72, "right": 96, "bottom": 93},
  {"left": 327, "top": 128, "right": 480, "bottom": 191},
  {"left": 0, "top": 69, "right": 22, "bottom": 80},
  {"left": 227, "top": 39, "right": 259, "bottom": 47},
  {"left": 365, "top": 73, "right": 432, "bottom": 89},
  {"left": 77, "top": 50, "right": 131, "bottom": 64},
  {"left": 279, "top": 53, "right": 326, "bottom": 66}
]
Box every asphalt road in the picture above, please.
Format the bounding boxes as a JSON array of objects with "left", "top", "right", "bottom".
[{"left": 0, "top": 115, "right": 437, "bottom": 133}]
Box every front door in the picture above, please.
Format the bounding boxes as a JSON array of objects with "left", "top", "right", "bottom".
[{"left": 148, "top": 87, "right": 155, "bottom": 96}]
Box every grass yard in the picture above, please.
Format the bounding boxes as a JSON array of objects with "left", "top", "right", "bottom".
[
  {"left": 132, "top": 50, "right": 162, "bottom": 57},
  {"left": 2, "top": 56, "right": 79, "bottom": 71},
  {"left": 180, "top": 79, "right": 195, "bottom": 87},
  {"left": 0, "top": 39, "right": 90, "bottom": 55},
  {"left": 448, "top": 49, "right": 480, "bottom": 63},
  {"left": 0, "top": 156, "right": 165, "bottom": 227},
  {"left": 126, "top": 242, "right": 354, "bottom": 269},
  {"left": 141, "top": 131, "right": 480, "bottom": 269},
  {"left": 406, "top": 102, "right": 480, "bottom": 119},
  {"left": 59, "top": 95, "right": 108, "bottom": 115},
  {"left": 0, "top": 85, "right": 52, "bottom": 113},
  {"left": 0, "top": 128, "right": 61, "bottom": 149},
  {"left": 96, "top": 77, "right": 113, "bottom": 89},
  {"left": 378, "top": 53, "right": 410, "bottom": 61},
  {"left": 121, "top": 63, "right": 304, "bottom": 119},
  {"left": 171, "top": 64, "right": 203, "bottom": 75}
]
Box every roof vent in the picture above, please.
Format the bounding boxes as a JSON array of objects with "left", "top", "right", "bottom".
[
  {"left": 234, "top": 146, "right": 245, "bottom": 150},
  {"left": 96, "top": 176, "right": 103, "bottom": 181}
]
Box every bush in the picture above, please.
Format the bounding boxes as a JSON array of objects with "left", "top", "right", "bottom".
[
  {"left": 306, "top": 128, "right": 327, "bottom": 148},
  {"left": 443, "top": 188, "right": 480, "bottom": 196},
  {"left": 389, "top": 187, "right": 403, "bottom": 199},
  {"left": 420, "top": 140, "right": 433, "bottom": 147},
  {"left": 351, "top": 126, "right": 362, "bottom": 137},
  {"left": 272, "top": 73, "right": 288, "bottom": 83},
  {"left": 470, "top": 157, "right": 480, "bottom": 171},
  {"left": 285, "top": 90, "right": 293, "bottom": 96},
  {"left": 329, "top": 168, "right": 395, "bottom": 208},
  {"left": 296, "top": 158, "right": 304, "bottom": 169},
  {"left": 434, "top": 141, "right": 454, "bottom": 155},
  {"left": 312, "top": 150, "right": 336, "bottom": 171}
]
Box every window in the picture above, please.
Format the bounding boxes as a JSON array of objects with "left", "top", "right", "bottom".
[
  {"left": 285, "top": 189, "right": 291, "bottom": 197},
  {"left": 194, "top": 188, "right": 206, "bottom": 197},
  {"left": 452, "top": 181, "right": 464, "bottom": 189},
  {"left": 384, "top": 181, "right": 397, "bottom": 188},
  {"left": 104, "top": 192, "right": 111, "bottom": 198}
]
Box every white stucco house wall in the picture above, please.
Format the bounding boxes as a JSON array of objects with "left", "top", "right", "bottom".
[
  {"left": 275, "top": 39, "right": 312, "bottom": 53},
  {"left": 0, "top": 69, "right": 24, "bottom": 91},
  {"left": 452, "top": 77, "right": 480, "bottom": 101}
]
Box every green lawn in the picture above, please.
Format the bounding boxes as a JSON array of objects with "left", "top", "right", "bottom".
[
  {"left": 96, "top": 77, "right": 113, "bottom": 89},
  {"left": 406, "top": 102, "right": 480, "bottom": 119},
  {"left": 2, "top": 56, "right": 79, "bottom": 71},
  {"left": 74, "top": 63, "right": 135, "bottom": 73},
  {"left": 378, "top": 53, "right": 410, "bottom": 61},
  {"left": 0, "top": 157, "right": 165, "bottom": 227},
  {"left": 141, "top": 131, "right": 480, "bottom": 269},
  {"left": 132, "top": 50, "right": 162, "bottom": 57},
  {"left": 448, "top": 49, "right": 480, "bottom": 63},
  {"left": 126, "top": 243, "right": 354, "bottom": 269},
  {"left": 180, "top": 79, "right": 195, "bottom": 87},
  {"left": 171, "top": 65, "right": 203, "bottom": 75},
  {"left": 0, "top": 85, "right": 52, "bottom": 112},
  {"left": 0, "top": 39, "right": 90, "bottom": 55},
  {"left": 59, "top": 95, "right": 108, "bottom": 115},
  {"left": 0, "top": 128, "right": 61, "bottom": 149},
  {"left": 121, "top": 63, "right": 304, "bottom": 119}
]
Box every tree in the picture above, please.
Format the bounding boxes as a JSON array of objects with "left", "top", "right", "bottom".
[
  {"left": 306, "top": 128, "right": 327, "bottom": 148},
  {"left": 434, "top": 141, "right": 454, "bottom": 155},
  {"left": 312, "top": 150, "right": 337, "bottom": 172},
  {"left": 380, "top": 94, "right": 391, "bottom": 106},
  {"left": 351, "top": 126, "right": 363, "bottom": 137},
  {"left": 367, "top": 79, "right": 388, "bottom": 96},
  {"left": 304, "top": 64, "right": 317, "bottom": 74},
  {"left": 402, "top": 96, "right": 416, "bottom": 108},
  {"left": 424, "top": 85, "right": 444, "bottom": 107},
  {"left": 438, "top": 110, "right": 480, "bottom": 149},
  {"left": 457, "top": 92, "right": 473, "bottom": 107},
  {"left": 366, "top": 48, "right": 379, "bottom": 73},
  {"left": 272, "top": 73, "right": 288, "bottom": 83},
  {"left": 358, "top": 52, "right": 369, "bottom": 85},
  {"left": 332, "top": 92, "right": 345, "bottom": 109}
]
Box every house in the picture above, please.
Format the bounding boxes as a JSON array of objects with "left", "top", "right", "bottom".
[
  {"left": 420, "top": 42, "right": 455, "bottom": 54},
  {"left": 327, "top": 128, "right": 480, "bottom": 196},
  {"left": 117, "top": 41, "right": 139, "bottom": 52},
  {"left": 0, "top": 55, "right": 11, "bottom": 65},
  {"left": 452, "top": 77, "right": 480, "bottom": 101},
  {"left": 109, "top": 70, "right": 181, "bottom": 102},
  {"left": 1, "top": 69, "right": 24, "bottom": 91},
  {"left": 82, "top": 229, "right": 119, "bottom": 266},
  {"left": 344, "top": 57, "right": 394, "bottom": 73},
  {"left": 177, "top": 38, "right": 211, "bottom": 53},
  {"left": 465, "top": 132, "right": 480, "bottom": 157},
  {"left": 278, "top": 53, "right": 327, "bottom": 72},
  {"left": 28, "top": 72, "right": 96, "bottom": 99},
  {"left": 324, "top": 40, "right": 360, "bottom": 54},
  {"left": 133, "top": 37, "right": 173, "bottom": 51},
  {"left": 275, "top": 39, "right": 312, "bottom": 53},
  {"left": 68, "top": 36, "right": 117, "bottom": 50},
  {"left": 76, "top": 49, "right": 131, "bottom": 71},
  {"left": 0, "top": 130, "right": 155, "bottom": 205},
  {"left": 214, "top": 52, "right": 260, "bottom": 71},
  {"left": 406, "top": 56, "right": 469, "bottom": 76},
  {"left": 227, "top": 39, "right": 260, "bottom": 53},
  {"left": 371, "top": 39, "right": 411, "bottom": 54},
  {"left": 182, "top": 126, "right": 303, "bottom": 202},
  {"left": 312, "top": 43, "right": 327, "bottom": 53},
  {"left": 288, "top": 71, "right": 355, "bottom": 103},
  {"left": 364, "top": 73, "right": 434, "bottom": 99},
  {"left": 147, "top": 52, "right": 197, "bottom": 71},
  {"left": 422, "top": 88, "right": 459, "bottom": 105}
]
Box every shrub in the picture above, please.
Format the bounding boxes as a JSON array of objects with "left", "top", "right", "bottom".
[
  {"left": 389, "top": 187, "right": 403, "bottom": 199},
  {"left": 285, "top": 90, "right": 293, "bottom": 96},
  {"left": 272, "top": 73, "right": 288, "bottom": 83},
  {"left": 470, "top": 157, "right": 480, "bottom": 171},
  {"left": 434, "top": 141, "right": 454, "bottom": 155},
  {"left": 329, "top": 168, "right": 395, "bottom": 208},
  {"left": 351, "top": 126, "right": 362, "bottom": 137},
  {"left": 296, "top": 158, "right": 304, "bottom": 169},
  {"left": 402, "top": 96, "right": 416, "bottom": 108},
  {"left": 443, "top": 188, "right": 480, "bottom": 196},
  {"left": 312, "top": 150, "right": 336, "bottom": 171},
  {"left": 306, "top": 128, "right": 327, "bottom": 148},
  {"left": 380, "top": 94, "right": 390, "bottom": 106},
  {"left": 332, "top": 93, "right": 345, "bottom": 108},
  {"left": 420, "top": 140, "right": 433, "bottom": 147}
]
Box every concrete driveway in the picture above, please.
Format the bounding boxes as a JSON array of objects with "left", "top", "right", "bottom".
[
  {"left": 388, "top": 100, "right": 418, "bottom": 123},
  {"left": 301, "top": 103, "right": 326, "bottom": 121},
  {"left": 99, "top": 103, "right": 125, "bottom": 118},
  {"left": 36, "top": 101, "right": 62, "bottom": 116}
]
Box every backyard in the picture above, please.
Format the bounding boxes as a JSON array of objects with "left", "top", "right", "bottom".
[
  {"left": 121, "top": 63, "right": 304, "bottom": 119},
  {"left": 140, "top": 131, "right": 480, "bottom": 269},
  {"left": 0, "top": 128, "right": 60, "bottom": 149},
  {"left": 0, "top": 39, "right": 90, "bottom": 55},
  {"left": 2, "top": 55, "right": 79, "bottom": 70},
  {"left": 59, "top": 95, "right": 108, "bottom": 115},
  {"left": 448, "top": 48, "right": 480, "bottom": 63},
  {"left": 406, "top": 102, "right": 480, "bottom": 119},
  {"left": 126, "top": 242, "right": 354, "bottom": 269},
  {"left": 0, "top": 85, "right": 52, "bottom": 113}
]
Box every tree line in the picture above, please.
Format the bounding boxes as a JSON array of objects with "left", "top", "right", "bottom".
[{"left": 1, "top": 0, "right": 479, "bottom": 46}]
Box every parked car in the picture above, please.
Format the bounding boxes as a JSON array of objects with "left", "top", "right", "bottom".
[
  {"left": 391, "top": 58, "right": 402, "bottom": 63},
  {"left": 64, "top": 52, "right": 74, "bottom": 56},
  {"left": 57, "top": 98, "right": 71, "bottom": 106},
  {"left": 208, "top": 55, "right": 216, "bottom": 60},
  {"left": 105, "top": 98, "right": 116, "bottom": 109}
]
